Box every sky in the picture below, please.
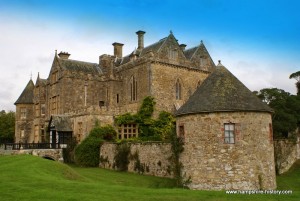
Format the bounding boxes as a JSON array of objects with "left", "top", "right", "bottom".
[{"left": 0, "top": 0, "right": 299, "bottom": 112}]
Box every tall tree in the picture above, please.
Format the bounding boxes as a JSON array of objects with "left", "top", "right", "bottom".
[
  {"left": 0, "top": 110, "right": 15, "bottom": 143},
  {"left": 289, "top": 71, "right": 300, "bottom": 95},
  {"left": 256, "top": 88, "right": 300, "bottom": 138}
]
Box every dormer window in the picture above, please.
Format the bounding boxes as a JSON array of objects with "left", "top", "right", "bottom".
[
  {"left": 168, "top": 49, "right": 178, "bottom": 60},
  {"left": 200, "top": 56, "right": 207, "bottom": 67}
]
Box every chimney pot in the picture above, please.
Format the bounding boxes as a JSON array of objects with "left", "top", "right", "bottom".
[
  {"left": 112, "top": 42, "right": 124, "bottom": 58},
  {"left": 58, "top": 51, "right": 70, "bottom": 59},
  {"left": 136, "top": 30, "right": 146, "bottom": 50},
  {"left": 179, "top": 44, "right": 187, "bottom": 51}
]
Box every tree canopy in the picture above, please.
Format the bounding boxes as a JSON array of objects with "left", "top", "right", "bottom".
[
  {"left": 256, "top": 88, "right": 300, "bottom": 138},
  {"left": 289, "top": 71, "right": 300, "bottom": 95},
  {"left": 0, "top": 110, "right": 15, "bottom": 143}
]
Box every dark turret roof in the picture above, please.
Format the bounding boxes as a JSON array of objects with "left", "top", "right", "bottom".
[
  {"left": 176, "top": 62, "right": 273, "bottom": 116},
  {"left": 14, "top": 79, "right": 35, "bottom": 105}
]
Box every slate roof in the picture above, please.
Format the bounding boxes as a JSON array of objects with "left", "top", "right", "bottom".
[
  {"left": 49, "top": 115, "right": 72, "bottom": 132},
  {"left": 184, "top": 46, "right": 198, "bottom": 59},
  {"left": 175, "top": 62, "right": 273, "bottom": 116},
  {"left": 14, "top": 79, "right": 35, "bottom": 105},
  {"left": 58, "top": 58, "right": 102, "bottom": 74},
  {"left": 139, "top": 37, "right": 167, "bottom": 57}
]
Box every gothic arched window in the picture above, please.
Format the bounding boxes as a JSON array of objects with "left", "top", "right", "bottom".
[
  {"left": 176, "top": 79, "right": 182, "bottom": 100},
  {"left": 130, "top": 76, "right": 137, "bottom": 101}
]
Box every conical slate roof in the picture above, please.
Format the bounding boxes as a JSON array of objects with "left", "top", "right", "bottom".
[
  {"left": 14, "top": 79, "right": 34, "bottom": 105},
  {"left": 176, "top": 62, "right": 273, "bottom": 116}
]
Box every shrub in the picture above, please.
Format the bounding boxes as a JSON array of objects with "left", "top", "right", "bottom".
[
  {"left": 62, "top": 137, "right": 77, "bottom": 164},
  {"left": 74, "top": 125, "right": 116, "bottom": 167},
  {"left": 74, "top": 137, "right": 103, "bottom": 167},
  {"left": 114, "top": 143, "right": 131, "bottom": 171}
]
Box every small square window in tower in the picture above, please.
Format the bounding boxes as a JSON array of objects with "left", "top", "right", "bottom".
[
  {"left": 118, "top": 124, "right": 138, "bottom": 139},
  {"left": 224, "top": 123, "right": 235, "bottom": 144}
]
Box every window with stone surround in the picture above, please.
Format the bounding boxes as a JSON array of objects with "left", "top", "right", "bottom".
[
  {"left": 41, "top": 104, "right": 45, "bottom": 116},
  {"left": 20, "top": 107, "right": 26, "bottom": 119},
  {"left": 168, "top": 49, "right": 178, "bottom": 61},
  {"left": 34, "top": 125, "right": 39, "bottom": 142},
  {"left": 130, "top": 76, "right": 137, "bottom": 101},
  {"left": 200, "top": 56, "right": 207, "bottom": 67},
  {"left": 224, "top": 123, "right": 235, "bottom": 144},
  {"left": 175, "top": 79, "right": 182, "bottom": 100},
  {"left": 118, "top": 124, "right": 138, "bottom": 139},
  {"left": 52, "top": 96, "right": 57, "bottom": 114},
  {"left": 20, "top": 129, "right": 25, "bottom": 139}
]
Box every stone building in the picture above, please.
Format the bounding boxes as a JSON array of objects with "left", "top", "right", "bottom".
[
  {"left": 14, "top": 30, "right": 214, "bottom": 144},
  {"left": 15, "top": 30, "right": 277, "bottom": 190},
  {"left": 175, "top": 62, "right": 276, "bottom": 190}
]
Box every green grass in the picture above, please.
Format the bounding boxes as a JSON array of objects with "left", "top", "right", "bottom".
[{"left": 0, "top": 155, "right": 299, "bottom": 201}]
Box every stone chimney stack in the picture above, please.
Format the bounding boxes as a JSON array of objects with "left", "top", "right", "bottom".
[
  {"left": 58, "top": 51, "right": 70, "bottom": 59},
  {"left": 112, "top": 42, "right": 124, "bottom": 58},
  {"left": 179, "top": 44, "right": 187, "bottom": 51},
  {"left": 136, "top": 30, "right": 146, "bottom": 50}
]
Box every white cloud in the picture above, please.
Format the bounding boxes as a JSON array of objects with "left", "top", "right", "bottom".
[{"left": 0, "top": 11, "right": 298, "bottom": 112}]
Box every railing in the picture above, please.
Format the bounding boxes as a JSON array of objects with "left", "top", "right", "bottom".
[{"left": 4, "top": 143, "right": 61, "bottom": 150}]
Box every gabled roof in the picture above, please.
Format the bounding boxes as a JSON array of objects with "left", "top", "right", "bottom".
[
  {"left": 35, "top": 73, "right": 47, "bottom": 86},
  {"left": 57, "top": 57, "right": 102, "bottom": 74},
  {"left": 14, "top": 79, "right": 35, "bottom": 105},
  {"left": 139, "top": 37, "right": 167, "bottom": 57},
  {"left": 49, "top": 115, "right": 72, "bottom": 132},
  {"left": 176, "top": 62, "right": 273, "bottom": 116}
]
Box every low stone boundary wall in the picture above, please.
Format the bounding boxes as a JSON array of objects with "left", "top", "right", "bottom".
[
  {"left": 100, "top": 142, "right": 173, "bottom": 177},
  {"left": 274, "top": 137, "right": 300, "bottom": 174},
  {"left": 0, "top": 149, "right": 63, "bottom": 162}
]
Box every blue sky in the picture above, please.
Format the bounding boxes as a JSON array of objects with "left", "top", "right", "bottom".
[{"left": 0, "top": 0, "right": 299, "bottom": 111}]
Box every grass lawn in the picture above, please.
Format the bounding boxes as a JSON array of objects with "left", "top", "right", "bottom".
[{"left": 0, "top": 155, "right": 299, "bottom": 201}]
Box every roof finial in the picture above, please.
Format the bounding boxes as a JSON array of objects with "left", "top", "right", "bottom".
[
  {"left": 30, "top": 72, "right": 32, "bottom": 80},
  {"left": 218, "top": 60, "right": 221, "bottom": 64},
  {"left": 170, "top": 30, "right": 173, "bottom": 34},
  {"left": 55, "top": 50, "right": 58, "bottom": 56},
  {"left": 201, "top": 40, "right": 203, "bottom": 44}
]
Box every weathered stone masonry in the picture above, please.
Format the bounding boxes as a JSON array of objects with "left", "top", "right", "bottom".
[{"left": 100, "top": 142, "right": 172, "bottom": 177}]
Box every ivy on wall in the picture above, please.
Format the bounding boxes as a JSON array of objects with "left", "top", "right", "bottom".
[
  {"left": 115, "top": 96, "right": 176, "bottom": 141},
  {"left": 114, "top": 96, "right": 188, "bottom": 187}
]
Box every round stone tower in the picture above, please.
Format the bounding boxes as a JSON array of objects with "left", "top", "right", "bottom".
[{"left": 175, "top": 61, "right": 276, "bottom": 190}]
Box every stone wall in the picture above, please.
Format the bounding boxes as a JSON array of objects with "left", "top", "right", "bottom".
[
  {"left": 0, "top": 149, "right": 63, "bottom": 162},
  {"left": 274, "top": 137, "right": 300, "bottom": 174},
  {"left": 100, "top": 142, "right": 172, "bottom": 177},
  {"left": 151, "top": 63, "right": 209, "bottom": 115},
  {"left": 177, "top": 112, "right": 276, "bottom": 190}
]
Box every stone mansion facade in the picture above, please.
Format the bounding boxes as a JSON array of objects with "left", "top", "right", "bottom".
[
  {"left": 14, "top": 30, "right": 276, "bottom": 190},
  {"left": 14, "top": 30, "right": 214, "bottom": 143}
]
